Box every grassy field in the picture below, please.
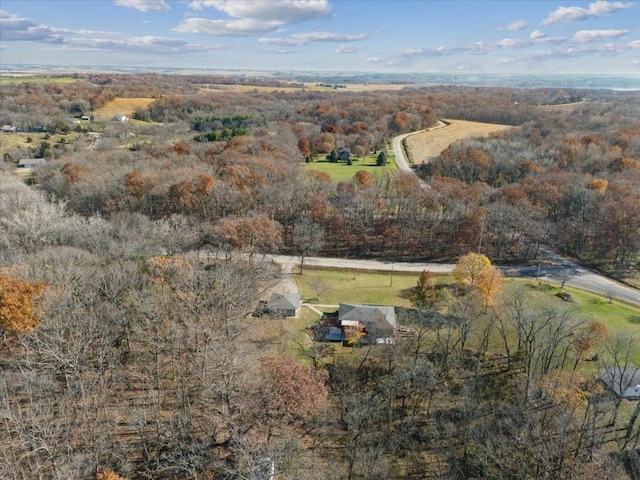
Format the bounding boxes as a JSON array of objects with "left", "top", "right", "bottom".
[
  {"left": 202, "top": 83, "right": 406, "bottom": 94},
  {"left": 404, "top": 119, "right": 511, "bottom": 164},
  {"left": 92, "top": 97, "right": 156, "bottom": 120},
  {"left": 294, "top": 267, "right": 449, "bottom": 308},
  {"left": 261, "top": 267, "right": 640, "bottom": 368},
  {"left": 0, "top": 132, "right": 80, "bottom": 157},
  {"left": 0, "top": 76, "right": 81, "bottom": 84},
  {"left": 294, "top": 268, "right": 640, "bottom": 338},
  {"left": 300, "top": 151, "right": 398, "bottom": 182}
]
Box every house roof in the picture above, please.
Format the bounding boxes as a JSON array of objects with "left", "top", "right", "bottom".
[
  {"left": 600, "top": 367, "right": 640, "bottom": 399},
  {"left": 338, "top": 303, "right": 397, "bottom": 330},
  {"left": 268, "top": 293, "right": 301, "bottom": 311},
  {"left": 18, "top": 158, "right": 46, "bottom": 168}
]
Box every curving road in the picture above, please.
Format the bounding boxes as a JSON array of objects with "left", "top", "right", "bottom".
[
  {"left": 260, "top": 124, "right": 640, "bottom": 308},
  {"left": 389, "top": 126, "right": 640, "bottom": 307},
  {"left": 268, "top": 253, "right": 640, "bottom": 307}
]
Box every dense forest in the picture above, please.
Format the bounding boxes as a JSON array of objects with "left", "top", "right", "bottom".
[{"left": 1, "top": 74, "right": 640, "bottom": 479}]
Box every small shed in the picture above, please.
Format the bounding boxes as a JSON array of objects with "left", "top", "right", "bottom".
[
  {"left": 17, "top": 158, "right": 47, "bottom": 169},
  {"left": 267, "top": 293, "right": 302, "bottom": 318}
]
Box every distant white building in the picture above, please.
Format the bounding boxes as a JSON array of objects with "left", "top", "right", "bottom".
[{"left": 114, "top": 114, "right": 129, "bottom": 122}]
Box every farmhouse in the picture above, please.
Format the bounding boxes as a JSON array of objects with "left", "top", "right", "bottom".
[
  {"left": 600, "top": 367, "right": 640, "bottom": 399},
  {"left": 318, "top": 303, "right": 397, "bottom": 345},
  {"left": 337, "top": 147, "right": 351, "bottom": 161}
]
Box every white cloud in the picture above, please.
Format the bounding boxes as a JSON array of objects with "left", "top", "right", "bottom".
[
  {"left": 497, "top": 38, "right": 528, "bottom": 48},
  {"left": 260, "top": 31, "right": 368, "bottom": 46},
  {"left": 502, "top": 20, "right": 527, "bottom": 31},
  {"left": 175, "top": 17, "right": 281, "bottom": 35},
  {"left": 335, "top": 45, "right": 362, "bottom": 54},
  {"left": 628, "top": 40, "right": 640, "bottom": 48},
  {"left": 189, "top": 0, "right": 331, "bottom": 22},
  {"left": 543, "top": 1, "right": 633, "bottom": 25},
  {"left": 0, "top": 9, "right": 227, "bottom": 58},
  {"left": 65, "top": 35, "right": 226, "bottom": 56},
  {"left": 180, "top": 0, "right": 331, "bottom": 36},
  {"left": 572, "top": 29, "right": 628, "bottom": 43},
  {"left": 530, "top": 30, "right": 547, "bottom": 40},
  {"left": 114, "top": 0, "right": 170, "bottom": 12},
  {"left": 0, "top": 10, "right": 63, "bottom": 43}
]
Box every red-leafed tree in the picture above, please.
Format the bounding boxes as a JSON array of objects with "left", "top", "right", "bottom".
[{"left": 260, "top": 355, "right": 329, "bottom": 425}]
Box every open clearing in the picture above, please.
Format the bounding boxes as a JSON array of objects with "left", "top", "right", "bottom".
[
  {"left": 202, "top": 83, "right": 407, "bottom": 94},
  {"left": 92, "top": 97, "right": 156, "bottom": 120},
  {"left": 301, "top": 152, "right": 397, "bottom": 182},
  {"left": 405, "top": 119, "right": 511, "bottom": 164},
  {"left": 0, "top": 76, "right": 81, "bottom": 84},
  {"left": 293, "top": 269, "right": 640, "bottom": 361}
]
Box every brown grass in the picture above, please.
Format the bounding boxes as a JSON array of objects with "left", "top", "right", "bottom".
[
  {"left": 405, "top": 119, "right": 511, "bottom": 164},
  {"left": 92, "top": 97, "right": 156, "bottom": 120},
  {"left": 200, "top": 83, "right": 406, "bottom": 94}
]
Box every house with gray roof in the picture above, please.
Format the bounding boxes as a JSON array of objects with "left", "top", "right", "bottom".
[
  {"left": 319, "top": 303, "right": 397, "bottom": 345},
  {"left": 600, "top": 367, "right": 640, "bottom": 399},
  {"left": 267, "top": 293, "right": 302, "bottom": 318}
]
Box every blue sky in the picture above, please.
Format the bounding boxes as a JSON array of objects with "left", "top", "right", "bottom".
[{"left": 1, "top": 0, "right": 638, "bottom": 74}]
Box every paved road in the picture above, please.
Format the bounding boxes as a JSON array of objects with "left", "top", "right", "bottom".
[
  {"left": 392, "top": 132, "right": 415, "bottom": 174},
  {"left": 269, "top": 254, "right": 455, "bottom": 274},
  {"left": 268, "top": 253, "right": 640, "bottom": 307},
  {"left": 502, "top": 248, "right": 640, "bottom": 306},
  {"left": 389, "top": 126, "right": 640, "bottom": 306}
]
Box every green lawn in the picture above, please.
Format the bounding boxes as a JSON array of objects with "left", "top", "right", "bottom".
[
  {"left": 300, "top": 151, "right": 398, "bottom": 182},
  {"left": 531, "top": 281, "right": 640, "bottom": 337},
  {"left": 294, "top": 267, "right": 449, "bottom": 309},
  {"left": 294, "top": 269, "right": 640, "bottom": 337},
  {"left": 0, "top": 76, "right": 82, "bottom": 84},
  {"left": 289, "top": 268, "right": 640, "bottom": 368}
]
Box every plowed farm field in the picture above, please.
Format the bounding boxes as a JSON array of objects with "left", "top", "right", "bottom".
[{"left": 404, "top": 119, "right": 511, "bottom": 165}]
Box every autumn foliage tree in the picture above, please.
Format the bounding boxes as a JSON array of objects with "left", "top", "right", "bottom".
[
  {"left": 0, "top": 275, "right": 45, "bottom": 336},
  {"left": 260, "top": 355, "right": 329, "bottom": 424},
  {"left": 453, "top": 252, "right": 503, "bottom": 306},
  {"left": 96, "top": 469, "right": 128, "bottom": 480},
  {"left": 412, "top": 270, "right": 436, "bottom": 307}
]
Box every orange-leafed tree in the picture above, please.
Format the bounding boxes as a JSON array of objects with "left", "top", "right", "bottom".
[
  {"left": 298, "top": 136, "right": 312, "bottom": 158},
  {"left": 475, "top": 266, "right": 504, "bottom": 307},
  {"left": 260, "top": 355, "right": 329, "bottom": 425},
  {"left": 0, "top": 275, "right": 45, "bottom": 336},
  {"left": 453, "top": 253, "right": 503, "bottom": 306},
  {"left": 354, "top": 170, "right": 375, "bottom": 189},
  {"left": 343, "top": 323, "right": 366, "bottom": 347},
  {"left": 96, "top": 468, "right": 128, "bottom": 480}
]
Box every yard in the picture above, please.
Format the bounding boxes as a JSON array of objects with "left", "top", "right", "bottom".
[
  {"left": 300, "top": 150, "right": 398, "bottom": 182},
  {"left": 289, "top": 268, "right": 640, "bottom": 362}
]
